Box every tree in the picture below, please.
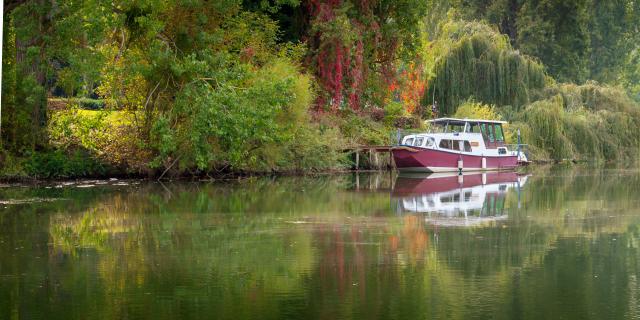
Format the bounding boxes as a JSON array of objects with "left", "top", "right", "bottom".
[{"left": 455, "top": 0, "right": 640, "bottom": 89}]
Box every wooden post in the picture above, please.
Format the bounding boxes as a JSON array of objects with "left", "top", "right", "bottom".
[
  {"left": 389, "top": 150, "right": 394, "bottom": 170},
  {"left": 372, "top": 150, "right": 379, "bottom": 170},
  {"left": 355, "top": 150, "right": 360, "bottom": 171},
  {"left": 390, "top": 169, "right": 395, "bottom": 189}
]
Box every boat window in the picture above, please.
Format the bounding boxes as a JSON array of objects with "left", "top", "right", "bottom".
[
  {"left": 425, "top": 137, "right": 435, "bottom": 147},
  {"left": 470, "top": 124, "right": 482, "bottom": 133},
  {"left": 439, "top": 139, "right": 451, "bottom": 149},
  {"left": 498, "top": 147, "right": 507, "bottom": 155},
  {"left": 452, "top": 140, "right": 460, "bottom": 150},
  {"left": 414, "top": 137, "right": 424, "bottom": 147},
  {"left": 495, "top": 124, "right": 505, "bottom": 141},
  {"left": 463, "top": 141, "right": 472, "bottom": 152},
  {"left": 447, "top": 124, "right": 465, "bottom": 133},
  {"left": 488, "top": 124, "right": 495, "bottom": 142},
  {"left": 404, "top": 137, "right": 414, "bottom": 146},
  {"left": 480, "top": 123, "right": 489, "bottom": 139},
  {"left": 440, "top": 193, "right": 461, "bottom": 203}
]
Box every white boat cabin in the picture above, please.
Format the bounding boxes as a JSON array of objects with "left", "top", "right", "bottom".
[{"left": 400, "top": 118, "right": 521, "bottom": 158}]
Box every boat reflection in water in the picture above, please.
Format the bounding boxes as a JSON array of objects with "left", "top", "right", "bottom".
[{"left": 392, "top": 171, "right": 528, "bottom": 226}]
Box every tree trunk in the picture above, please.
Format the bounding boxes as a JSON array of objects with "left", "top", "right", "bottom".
[{"left": 13, "top": 0, "right": 52, "bottom": 149}]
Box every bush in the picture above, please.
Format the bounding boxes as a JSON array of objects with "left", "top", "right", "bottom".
[
  {"left": 49, "top": 109, "right": 150, "bottom": 172},
  {"left": 151, "top": 57, "right": 347, "bottom": 173},
  {"left": 76, "top": 98, "right": 106, "bottom": 110},
  {"left": 332, "top": 113, "right": 395, "bottom": 146},
  {"left": 23, "top": 149, "right": 108, "bottom": 179},
  {"left": 383, "top": 101, "right": 405, "bottom": 125},
  {"left": 0, "top": 152, "right": 28, "bottom": 179}
]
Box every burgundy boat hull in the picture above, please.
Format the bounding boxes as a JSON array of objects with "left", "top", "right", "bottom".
[{"left": 392, "top": 148, "right": 519, "bottom": 172}]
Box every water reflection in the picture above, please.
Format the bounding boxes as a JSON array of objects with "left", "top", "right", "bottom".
[
  {"left": 1, "top": 166, "right": 640, "bottom": 319},
  {"left": 393, "top": 172, "right": 529, "bottom": 226}
]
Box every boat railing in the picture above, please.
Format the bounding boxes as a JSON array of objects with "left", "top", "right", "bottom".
[
  {"left": 394, "top": 125, "right": 446, "bottom": 144},
  {"left": 394, "top": 129, "right": 421, "bottom": 145},
  {"left": 505, "top": 144, "right": 530, "bottom": 159}
]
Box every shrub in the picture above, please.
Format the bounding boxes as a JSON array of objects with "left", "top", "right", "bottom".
[
  {"left": 23, "top": 149, "right": 108, "bottom": 179},
  {"left": 76, "top": 98, "right": 106, "bottom": 110},
  {"left": 151, "top": 57, "right": 346, "bottom": 173},
  {"left": 49, "top": 108, "right": 150, "bottom": 172},
  {"left": 383, "top": 101, "right": 405, "bottom": 125}
]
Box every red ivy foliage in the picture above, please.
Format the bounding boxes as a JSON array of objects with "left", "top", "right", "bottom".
[{"left": 304, "top": 0, "right": 426, "bottom": 114}]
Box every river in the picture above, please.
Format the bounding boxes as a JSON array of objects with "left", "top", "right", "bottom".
[{"left": 1, "top": 165, "right": 640, "bottom": 319}]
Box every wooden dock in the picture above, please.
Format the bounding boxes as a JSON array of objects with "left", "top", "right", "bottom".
[{"left": 343, "top": 145, "right": 418, "bottom": 170}]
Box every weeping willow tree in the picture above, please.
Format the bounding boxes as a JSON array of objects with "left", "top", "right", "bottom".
[
  {"left": 518, "top": 91, "right": 640, "bottom": 161},
  {"left": 544, "top": 81, "right": 640, "bottom": 113},
  {"left": 423, "top": 21, "right": 548, "bottom": 115}
]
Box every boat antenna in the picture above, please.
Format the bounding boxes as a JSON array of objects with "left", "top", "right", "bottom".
[
  {"left": 516, "top": 128, "right": 521, "bottom": 159},
  {"left": 432, "top": 77, "right": 436, "bottom": 106}
]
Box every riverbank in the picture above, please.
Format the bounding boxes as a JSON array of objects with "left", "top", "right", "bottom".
[
  {"left": 0, "top": 152, "right": 392, "bottom": 183},
  {"left": 0, "top": 153, "right": 573, "bottom": 184}
]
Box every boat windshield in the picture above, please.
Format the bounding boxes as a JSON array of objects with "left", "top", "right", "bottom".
[
  {"left": 428, "top": 119, "right": 507, "bottom": 135},
  {"left": 495, "top": 124, "right": 505, "bottom": 141}
]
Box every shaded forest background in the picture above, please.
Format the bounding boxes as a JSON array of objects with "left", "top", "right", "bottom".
[{"left": 1, "top": 0, "right": 640, "bottom": 178}]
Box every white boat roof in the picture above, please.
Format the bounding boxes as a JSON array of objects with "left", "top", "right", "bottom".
[{"left": 427, "top": 117, "right": 508, "bottom": 125}]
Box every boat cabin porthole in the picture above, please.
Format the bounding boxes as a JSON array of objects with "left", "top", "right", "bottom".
[
  {"left": 425, "top": 137, "right": 435, "bottom": 148},
  {"left": 404, "top": 137, "right": 414, "bottom": 146}
]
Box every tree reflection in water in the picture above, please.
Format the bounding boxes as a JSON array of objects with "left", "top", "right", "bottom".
[{"left": 1, "top": 166, "right": 640, "bottom": 319}]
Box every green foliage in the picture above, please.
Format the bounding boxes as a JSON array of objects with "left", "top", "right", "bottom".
[
  {"left": 49, "top": 109, "right": 115, "bottom": 153},
  {"left": 23, "top": 149, "right": 108, "bottom": 179},
  {"left": 274, "top": 122, "right": 347, "bottom": 171},
  {"left": 48, "top": 109, "right": 150, "bottom": 171},
  {"left": 514, "top": 0, "right": 591, "bottom": 83},
  {"left": 453, "top": 99, "right": 502, "bottom": 120},
  {"left": 545, "top": 82, "right": 639, "bottom": 113},
  {"left": 75, "top": 98, "right": 106, "bottom": 110},
  {"left": 151, "top": 58, "right": 343, "bottom": 172},
  {"left": 516, "top": 88, "right": 640, "bottom": 161},
  {"left": 3, "top": 0, "right": 355, "bottom": 176},
  {"left": 521, "top": 96, "right": 573, "bottom": 160},
  {"left": 383, "top": 101, "right": 406, "bottom": 125},
  {"left": 332, "top": 113, "right": 395, "bottom": 146},
  {"left": 424, "top": 20, "right": 547, "bottom": 115},
  {"left": 0, "top": 153, "right": 28, "bottom": 179},
  {"left": 454, "top": 0, "right": 640, "bottom": 94}
]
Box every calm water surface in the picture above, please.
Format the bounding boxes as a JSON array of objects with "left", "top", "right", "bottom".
[{"left": 2, "top": 166, "right": 640, "bottom": 319}]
